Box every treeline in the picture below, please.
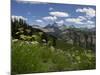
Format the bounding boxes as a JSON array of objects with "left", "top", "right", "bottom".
[
  {"left": 11, "top": 18, "right": 57, "bottom": 46},
  {"left": 62, "top": 27, "right": 96, "bottom": 51}
]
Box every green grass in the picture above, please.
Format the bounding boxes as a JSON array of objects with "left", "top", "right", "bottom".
[{"left": 11, "top": 40, "right": 96, "bottom": 74}]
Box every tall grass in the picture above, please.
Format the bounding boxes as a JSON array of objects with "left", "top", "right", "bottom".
[{"left": 11, "top": 40, "right": 96, "bottom": 74}]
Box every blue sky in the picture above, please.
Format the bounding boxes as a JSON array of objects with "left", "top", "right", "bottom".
[{"left": 11, "top": 0, "right": 96, "bottom": 28}]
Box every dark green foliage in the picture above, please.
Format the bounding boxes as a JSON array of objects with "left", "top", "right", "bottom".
[{"left": 11, "top": 18, "right": 57, "bottom": 47}]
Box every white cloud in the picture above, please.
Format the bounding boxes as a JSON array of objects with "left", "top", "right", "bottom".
[
  {"left": 65, "top": 17, "right": 84, "bottom": 24},
  {"left": 15, "top": 0, "right": 48, "bottom": 4},
  {"left": 87, "top": 20, "right": 94, "bottom": 24},
  {"left": 35, "top": 19, "right": 45, "bottom": 26},
  {"left": 49, "top": 7, "right": 54, "bottom": 11},
  {"left": 56, "top": 20, "right": 64, "bottom": 25},
  {"left": 11, "top": 15, "right": 27, "bottom": 21},
  {"left": 78, "top": 16, "right": 87, "bottom": 20},
  {"left": 76, "top": 7, "right": 96, "bottom": 18},
  {"left": 43, "top": 16, "right": 57, "bottom": 21},
  {"left": 65, "top": 14, "right": 95, "bottom": 25},
  {"left": 49, "top": 11, "right": 69, "bottom": 17},
  {"left": 36, "top": 19, "right": 43, "bottom": 23}
]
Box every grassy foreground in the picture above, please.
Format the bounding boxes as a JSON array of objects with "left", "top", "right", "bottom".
[{"left": 11, "top": 40, "right": 96, "bottom": 74}]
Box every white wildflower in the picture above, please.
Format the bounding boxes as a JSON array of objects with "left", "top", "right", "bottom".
[
  {"left": 25, "top": 41, "right": 30, "bottom": 44},
  {"left": 50, "top": 46, "right": 55, "bottom": 52},
  {"left": 31, "top": 41, "right": 39, "bottom": 45},
  {"left": 19, "top": 42, "right": 24, "bottom": 46},
  {"left": 12, "top": 39, "right": 18, "bottom": 42},
  {"left": 42, "top": 39, "right": 46, "bottom": 42}
]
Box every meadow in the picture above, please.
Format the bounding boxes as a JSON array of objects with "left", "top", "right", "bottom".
[{"left": 11, "top": 40, "right": 96, "bottom": 74}]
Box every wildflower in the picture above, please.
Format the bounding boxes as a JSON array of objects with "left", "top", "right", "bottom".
[
  {"left": 12, "top": 39, "right": 18, "bottom": 42},
  {"left": 31, "top": 41, "right": 39, "bottom": 45},
  {"left": 50, "top": 46, "right": 55, "bottom": 52},
  {"left": 25, "top": 29, "right": 31, "bottom": 33},
  {"left": 25, "top": 41, "right": 30, "bottom": 45},
  {"left": 42, "top": 39, "right": 46, "bottom": 43},
  {"left": 20, "top": 35, "right": 26, "bottom": 40},
  {"left": 19, "top": 42, "right": 24, "bottom": 46},
  {"left": 18, "top": 28, "right": 24, "bottom": 31},
  {"left": 15, "top": 32, "right": 19, "bottom": 35}
]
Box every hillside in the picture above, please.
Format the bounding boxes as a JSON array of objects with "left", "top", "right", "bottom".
[{"left": 11, "top": 18, "right": 96, "bottom": 74}]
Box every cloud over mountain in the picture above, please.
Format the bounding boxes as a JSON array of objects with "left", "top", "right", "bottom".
[
  {"left": 65, "top": 17, "right": 84, "bottom": 24},
  {"left": 43, "top": 16, "right": 57, "bottom": 21},
  {"left": 35, "top": 19, "right": 43, "bottom": 23},
  {"left": 49, "top": 11, "right": 69, "bottom": 17}
]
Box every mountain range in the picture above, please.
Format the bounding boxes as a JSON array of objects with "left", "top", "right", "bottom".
[{"left": 32, "top": 22, "right": 96, "bottom": 39}]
